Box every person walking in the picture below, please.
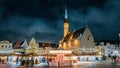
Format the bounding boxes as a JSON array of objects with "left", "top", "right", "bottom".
[
  {"left": 113, "top": 55, "right": 117, "bottom": 64},
  {"left": 0, "top": 57, "right": 1, "bottom": 64},
  {"left": 111, "top": 54, "right": 117, "bottom": 64}
]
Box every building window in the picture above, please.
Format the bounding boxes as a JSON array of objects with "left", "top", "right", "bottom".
[
  {"left": 87, "top": 37, "right": 89, "bottom": 40},
  {"left": 5, "top": 45, "right": 7, "bottom": 48},
  {"left": 87, "top": 36, "right": 91, "bottom": 40},
  {"left": 9, "top": 46, "right": 11, "bottom": 48},
  {"left": 1, "top": 45, "right": 4, "bottom": 48}
]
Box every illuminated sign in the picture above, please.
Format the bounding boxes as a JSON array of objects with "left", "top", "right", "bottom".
[{"left": 49, "top": 50, "right": 72, "bottom": 54}]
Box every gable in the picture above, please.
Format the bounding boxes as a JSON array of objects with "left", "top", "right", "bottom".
[
  {"left": 13, "top": 42, "right": 21, "bottom": 48},
  {"left": 80, "top": 27, "right": 95, "bottom": 48},
  {"left": 21, "top": 39, "right": 28, "bottom": 49}
]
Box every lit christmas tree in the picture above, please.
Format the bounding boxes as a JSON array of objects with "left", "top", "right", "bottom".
[{"left": 25, "top": 38, "right": 38, "bottom": 55}]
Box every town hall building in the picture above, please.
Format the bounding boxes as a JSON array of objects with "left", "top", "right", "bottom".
[{"left": 58, "top": 8, "right": 97, "bottom": 55}]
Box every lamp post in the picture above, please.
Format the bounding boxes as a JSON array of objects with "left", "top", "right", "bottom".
[
  {"left": 118, "top": 33, "right": 120, "bottom": 40},
  {"left": 118, "top": 33, "right": 120, "bottom": 48}
]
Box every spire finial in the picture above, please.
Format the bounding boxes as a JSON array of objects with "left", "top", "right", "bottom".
[{"left": 65, "top": 5, "right": 68, "bottom": 19}]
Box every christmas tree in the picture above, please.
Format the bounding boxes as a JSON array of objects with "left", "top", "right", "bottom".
[{"left": 25, "top": 38, "right": 38, "bottom": 55}]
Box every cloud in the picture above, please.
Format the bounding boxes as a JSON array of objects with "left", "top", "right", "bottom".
[
  {"left": 0, "top": 0, "right": 120, "bottom": 42},
  {"left": 0, "top": 15, "right": 62, "bottom": 43},
  {"left": 65, "top": 0, "right": 120, "bottom": 40},
  {"left": 86, "top": 0, "right": 120, "bottom": 40}
]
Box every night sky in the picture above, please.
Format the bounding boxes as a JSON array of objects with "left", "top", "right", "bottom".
[{"left": 0, "top": 0, "right": 120, "bottom": 43}]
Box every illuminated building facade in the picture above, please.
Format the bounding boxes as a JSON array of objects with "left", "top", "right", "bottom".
[
  {"left": 13, "top": 39, "right": 28, "bottom": 54},
  {"left": 0, "top": 40, "right": 13, "bottom": 64},
  {"left": 0, "top": 40, "right": 13, "bottom": 54},
  {"left": 100, "top": 42, "right": 120, "bottom": 57},
  {"left": 59, "top": 8, "right": 96, "bottom": 55}
]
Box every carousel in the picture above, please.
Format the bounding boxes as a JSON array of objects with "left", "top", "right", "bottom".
[{"left": 46, "top": 50, "right": 77, "bottom": 67}]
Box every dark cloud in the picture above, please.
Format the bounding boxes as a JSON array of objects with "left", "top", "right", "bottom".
[{"left": 0, "top": 0, "right": 120, "bottom": 43}]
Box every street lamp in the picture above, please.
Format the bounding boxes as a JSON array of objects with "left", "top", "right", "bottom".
[
  {"left": 118, "top": 33, "right": 120, "bottom": 48},
  {"left": 118, "top": 33, "right": 120, "bottom": 38}
]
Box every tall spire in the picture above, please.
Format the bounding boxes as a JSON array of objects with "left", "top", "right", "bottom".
[
  {"left": 65, "top": 5, "right": 68, "bottom": 19},
  {"left": 64, "top": 5, "right": 68, "bottom": 23},
  {"left": 63, "top": 4, "right": 69, "bottom": 37}
]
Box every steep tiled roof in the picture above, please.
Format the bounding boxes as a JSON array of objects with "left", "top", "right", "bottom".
[
  {"left": 21, "top": 39, "right": 28, "bottom": 49},
  {"left": 72, "top": 27, "right": 86, "bottom": 39},
  {"left": 13, "top": 42, "right": 21, "bottom": 48},
  {"left": 63, "top": 32, "right": 74, "bottom": 42},
  {"left": 62, "top": 27, "right": 86, "bottom": 42},
  {"left": 14, "top": 47, "right": 25, "bottom": 49}
]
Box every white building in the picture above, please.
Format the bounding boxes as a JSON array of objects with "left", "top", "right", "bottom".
[
  {"left": 0, "top": 40, "right": 13, "bottom": 54},
  {"left": 101, "top": 42, "right": 119, "bottom": 57}
]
